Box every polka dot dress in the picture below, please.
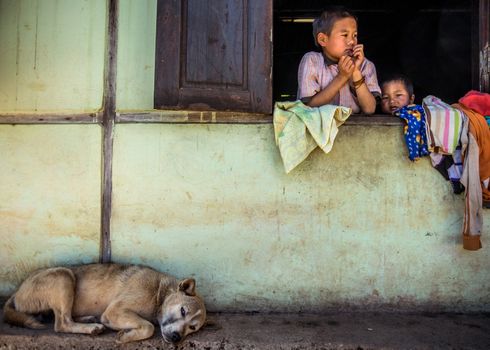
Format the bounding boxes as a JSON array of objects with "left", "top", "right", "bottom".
[{"left": 395, "top": 104, "right": 430, "bottom": 161}]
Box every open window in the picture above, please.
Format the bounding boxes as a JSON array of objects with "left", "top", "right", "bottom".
[
  {"left": 274, "top": 0, "right": 488, "bottom": 108},
  {"left": 154, "top": 0, "right": 489, "bottom": 117}
]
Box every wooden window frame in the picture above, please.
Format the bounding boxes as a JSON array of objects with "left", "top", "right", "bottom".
[{"left": 0, "top": 0, "right": 488, "bottom": 125}]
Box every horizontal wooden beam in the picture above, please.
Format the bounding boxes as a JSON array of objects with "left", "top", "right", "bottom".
[
  {"left": 116, "top": 110, "right": 273, "bottom": 124},
  {"left": 0, "top": 111, "right": 403, "bottom": 126},
  {"left": 0, "top": 113, "right": 101, "bottom": 124},
  {"left": 117, "top": 111, "right": 402, "bottom": 126}
]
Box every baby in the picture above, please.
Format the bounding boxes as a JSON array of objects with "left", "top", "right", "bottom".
[{"left": 380, "top": 74, "right": 415, "bottom": 114}]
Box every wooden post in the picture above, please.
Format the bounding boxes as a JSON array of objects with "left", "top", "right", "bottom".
[
  {"left": 480, "top": 0, "right": 490, "bottom": 92},
  {"left": 100, "top": 0, "right": 118, "bottom": 263}
]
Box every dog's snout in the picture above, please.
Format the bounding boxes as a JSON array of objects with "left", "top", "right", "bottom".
[{"left": 169, "top": 331, "right": 181, "bottom": 343}]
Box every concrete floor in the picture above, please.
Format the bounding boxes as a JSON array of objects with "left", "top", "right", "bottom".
[{"left": 2, "top": 311, "right": 490, "bottom": 349}]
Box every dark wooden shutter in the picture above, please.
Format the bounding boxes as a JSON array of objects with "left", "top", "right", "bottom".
[
  {"left": 154, "top": 0, "right": 272, "bottom": 113},
  {"left": 479, "top": 0, "right": 489, "bottom": 92}
]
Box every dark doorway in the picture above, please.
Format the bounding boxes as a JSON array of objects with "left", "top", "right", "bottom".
[{"left": 274, "top": 0, "right": 477, "bottom": 107}]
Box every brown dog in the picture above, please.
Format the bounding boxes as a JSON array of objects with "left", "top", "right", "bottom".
[{"left": 3, "top": 263, "right": 206, "bottom": 344}]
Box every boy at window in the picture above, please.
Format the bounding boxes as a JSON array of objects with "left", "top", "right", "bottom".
[
  {"left": 297, "top": 8, "right": 380, "bottom": 114},
  {"left": 380, "top": 74, "right": 415, "bottom": 114}
]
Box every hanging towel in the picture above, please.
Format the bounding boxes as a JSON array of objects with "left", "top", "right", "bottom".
[
  {"left": 422, "top": 96, "right": 463, "bottom": 154},
  {"left": 273, "top": 101, "right": 351, "bottom": 173}
]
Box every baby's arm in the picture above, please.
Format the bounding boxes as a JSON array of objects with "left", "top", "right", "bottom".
[{"left": 306, "top": 56, "right": 353, "bottom": 107}]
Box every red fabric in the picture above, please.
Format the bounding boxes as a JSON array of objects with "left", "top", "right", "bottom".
[{"left": 459, "top": 90, "right": 490, "bottom": 116}]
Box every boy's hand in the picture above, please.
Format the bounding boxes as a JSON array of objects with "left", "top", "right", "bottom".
[
  {"left": 338, "top": 55, "right": 354, "bottom": 80},
  {"left": 352, "top": 44, "right": 365, "bottom": 70}
]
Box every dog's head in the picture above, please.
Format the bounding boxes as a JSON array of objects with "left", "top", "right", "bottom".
[{"left": 157, "top": 278, "right": 206, "bottom": 344}]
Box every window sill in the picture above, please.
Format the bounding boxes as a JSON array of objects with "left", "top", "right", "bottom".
[
  {"left": 117, "top": 111, "right": 402, "bottom": 126},
  {"left": 0, "top": 111, "right": 402, "bottom": 126},
  {"left": 116, "top": 110, "right": 272, "bottom": 124}
]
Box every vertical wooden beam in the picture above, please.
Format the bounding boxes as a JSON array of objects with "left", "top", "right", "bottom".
[
  {"left": 480, "top": 0, "right": 490, "bottom": 92},
  {"left": 472, "top": 0, "right": 480, "bottom": 90},
  {"left": 100, "top": 0, "right": 118, "bottom": 263}
]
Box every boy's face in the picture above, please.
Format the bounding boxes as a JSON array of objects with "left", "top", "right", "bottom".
[
  {"left": 317, "top": 17, "right": 358, "bottom": 62},
  {"left": 381, "top": 81, "right": 415, "bottom": 114}
]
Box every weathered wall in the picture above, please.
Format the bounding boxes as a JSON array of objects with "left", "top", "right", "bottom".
[
  {"left": 0, "top": 125, "right": 102, "bottom": 295},
  {"left": 0, "top": 0, "right": 489, "bottom": 313},
  {"left": 117, "top": 0, "right": 156, "bottom": 110},
  {"left": 0, "top": 0, "right": 105, "bottom": 294},
  {"left": 0, "top": 0, "right": 106, "bottom": 112},
  {"left": 110, "top": 123, "right": 490, "bottom": 312}
]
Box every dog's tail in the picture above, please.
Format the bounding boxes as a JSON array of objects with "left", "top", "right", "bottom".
[{"left": 3, "top": 295, "right": 46, "bottom": 329}]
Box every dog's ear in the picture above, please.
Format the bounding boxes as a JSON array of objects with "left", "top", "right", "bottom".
[{"left": 178, "top": 278, "right": 196, "bottom": 296}]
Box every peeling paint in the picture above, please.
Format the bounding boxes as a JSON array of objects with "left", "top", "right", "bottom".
[
  {"left": 0, "top": 0, "right": 106, "bottom": 112},
  {"left": 110, "top": 124, "right": 490, "bottom": 312},
  {"left": 0, "top": 125, "right": 101, "bottom": 295}
]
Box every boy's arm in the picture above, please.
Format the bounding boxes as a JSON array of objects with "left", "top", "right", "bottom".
[
  {"left": 351, "top": 69, "right": 376, "bottom": 114},
  {"left": 306, "top": 74, "right": 349, "bottom": 107},
  {"left": 305, "top": 55, "right": 354, "bottom": 107},
  {"left": 351, "top": 45, "right": 376, "bottom": 114}
]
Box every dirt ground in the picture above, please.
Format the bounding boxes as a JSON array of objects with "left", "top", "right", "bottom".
[{"left": 2, "top": 310, "right": 490, "bottom": 349}]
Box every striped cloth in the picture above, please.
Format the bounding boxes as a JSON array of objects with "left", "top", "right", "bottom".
[{"left": 422, "top": 95, "right": 463, "bottom": 154}]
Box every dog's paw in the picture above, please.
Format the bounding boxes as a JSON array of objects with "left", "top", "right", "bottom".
[
  {"left": 116, "top": 329, "right": 132, "bottom": 344},
  {"left": 26, "top": 319, "right": 47, "bottom": 329},
  {"left": 89, "top": 324, "right": 105, "bottom": 335}
]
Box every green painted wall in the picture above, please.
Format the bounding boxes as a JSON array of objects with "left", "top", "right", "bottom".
[
  {"left": 111, "top": 124, "right": 490, "bottom": 311},
  {"left": 117, "top": 0, "right": 156, "bottom": 110},
  {"left": 0, "top": 0, "right": 489, "bottom": 312},
  {"left": 0, "top": 125, "right": 102, "bottom": 295},
  {"left": 0, "top": 0, "right": 106, "bottom": 112}
]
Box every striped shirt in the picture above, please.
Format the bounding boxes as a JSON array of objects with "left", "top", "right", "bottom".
[{"left": 297, "top": 51, "right": 381, "bottom": 113}]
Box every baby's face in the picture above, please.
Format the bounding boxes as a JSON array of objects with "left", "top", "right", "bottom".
[{"left": 381, "top": 81, "right": 414, "bottom": 114}]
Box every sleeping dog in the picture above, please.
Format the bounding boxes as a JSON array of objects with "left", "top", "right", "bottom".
[{"left": 3, "top": 263, "right": 206, "bottom": 344}]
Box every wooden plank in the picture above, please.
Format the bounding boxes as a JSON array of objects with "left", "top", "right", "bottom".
[
  {"left": 480, "top": 0, "right": 490, "bottom": 92},
  {"left": 154, "top": 0, "right": 273, "bottom": 113},
  {"left": 116, "top": 111, "right": 402, "bottom": 125},
  {"left": 0, "top": 111, "right": 402, "bottom": 126},
  {"left": 184, "top": 0, "right": 244, "bottom": 86},
  {"left": 249, "top": 0, "right": 272, "bottom": 113},
  {"left": 0, "top": 113, "right": 101, "bottom": 124},
  {"left": 154, "top": 0, "right": 181, "bottom": 107},
  {"left": 100, "top": 0, "right": 118, "bottom": 264},
  {"left": 117, "top": 110, "right": 272, "bottom": 124},
  {"left": 471, "top": 0, "right": 480, "bottom": 90}
]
